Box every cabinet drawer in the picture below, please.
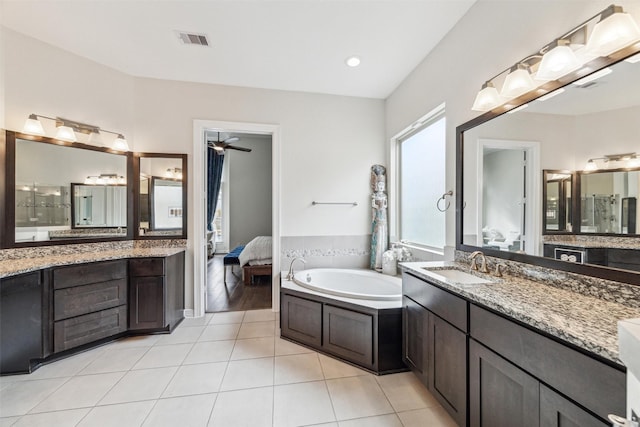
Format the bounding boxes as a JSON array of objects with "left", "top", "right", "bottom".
[
  {"left": 54, "top": 278, "right": 127, "bottom": 321},
  {"left": 280, "top": 293, "right": 322, "bottom": 348},
  {"left": 402, "top": 273, "right": 467, "bottom": 332},
  {"left": 470, "top": 304, "right": 625, "bottom": 420},
  {"left": 323, "top": 305, "right": 373, "bottom": 368},
  {"left": 53, "top": 259, "right": 127, "bottom": 289},
  {"left": 54, "top": 305, "right": 127, "bottom": 353},
  {"left": 129, "top": 258, "right": 165, "bottom": 277}
]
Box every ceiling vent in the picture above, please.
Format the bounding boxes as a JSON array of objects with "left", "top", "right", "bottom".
[{"left": 176, "top": 31, "right": 209, "bottom": 47}]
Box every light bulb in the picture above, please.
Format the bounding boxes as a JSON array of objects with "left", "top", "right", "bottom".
[
  {"left": 586, "top": 9, "right": 640, "bottom": 57},
  {"left": 584, "top": 159, "right": 598, "bottom": 171},
  {"left": 501, "top": 65, "right": 536, "bottom": 98},
  {"left": 113, "top": 135, "right": 129, "bottom": 151},
  {"left": 536, "top": 44, "right": 582, "bottom": 81},
  {"left": 23, "top": 115, "right": 45, "bottom": 135},
  {"left": 471, "top": 82, "right": 503, "bottom": 112},
  {"left": 55, "top": 125, "right": 77, "bottom": 142}
]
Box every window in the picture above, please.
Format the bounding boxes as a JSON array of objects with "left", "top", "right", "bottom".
[{"left": 397, "top": 110, "right": 446, "bottom": 249}]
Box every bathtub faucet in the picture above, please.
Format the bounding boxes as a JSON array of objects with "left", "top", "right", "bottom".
[{"left": 286, "top": 257, "right": 306, "bottom": 281}]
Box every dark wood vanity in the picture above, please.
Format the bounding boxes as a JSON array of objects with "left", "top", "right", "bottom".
[{"left": 0, "top": 251, "right": 185, "bottom": 375}]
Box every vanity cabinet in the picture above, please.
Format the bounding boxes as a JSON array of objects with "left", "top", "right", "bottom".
[
  {"left": 129, "top": 252, "right": 185, "bottom": 331},
  {"left": 52, "top": 260, "right": 128, "bottom": 352},
  {"left": 402, "top": 273, "right": 467, "bottom": 427},
  {"left": 0, "top": 271, "right": 47, "bottom": 373},
  {"left": 540, "top": 385, "right": 608, "bottom": 427}
]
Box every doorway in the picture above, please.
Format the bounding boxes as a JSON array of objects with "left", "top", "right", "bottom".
[{"left": 192, "top": 120, "right": 281, "bottom": 318}]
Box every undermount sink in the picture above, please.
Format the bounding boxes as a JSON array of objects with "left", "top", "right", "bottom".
[{"left": 422, "top": 268, "right": 494, "bottom": 285}]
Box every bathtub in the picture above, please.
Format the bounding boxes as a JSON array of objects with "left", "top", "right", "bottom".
[
  {"left": 280, "top": 268, "right": 406, "bottom": 374},
  {"left": 292, "top": 268, "right": 401, "bottom": 301}
]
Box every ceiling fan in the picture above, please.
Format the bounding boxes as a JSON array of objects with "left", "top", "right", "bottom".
[{"left": 206, "top": 132, "right": 252, "bottom": 153}]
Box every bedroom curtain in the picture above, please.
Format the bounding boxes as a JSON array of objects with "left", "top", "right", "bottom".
[{"left": 207, "top": 147, "right": 225, "bottom": 231}]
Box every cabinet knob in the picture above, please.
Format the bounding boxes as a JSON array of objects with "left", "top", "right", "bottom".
[{"left": 608, "top": 414, "right": 639, "bottom": 427}]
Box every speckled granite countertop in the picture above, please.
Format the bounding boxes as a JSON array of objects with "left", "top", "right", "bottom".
[
  {"left": 0, "top": 247, "right": 185, "bottom": 279},
  {"left": 400, "top": 261, "right": 640, "bottom": 366}
]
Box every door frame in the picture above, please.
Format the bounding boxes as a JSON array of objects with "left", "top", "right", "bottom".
[
  {"left": 476, "top": 139, "right": 541, "bottom": 255},
  {"left": 192, "top": 120, "right": 281, "bottom": 317}
]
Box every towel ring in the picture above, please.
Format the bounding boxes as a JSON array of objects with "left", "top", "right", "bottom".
[{"left": 437, "top": 191, "right": 454, "bottom": 212}]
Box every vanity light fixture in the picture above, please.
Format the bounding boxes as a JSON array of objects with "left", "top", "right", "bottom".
[
  {"left": 84, "top": 174, "right": 126, "bottom": 185},
  {"left": 165, "top": 168, "right": 183, "bottom": 180},
  {"left": 585, "top": 5, "right": 640, "bottom": 57},
  {"left": 572, "top": 67, "right": 613, "bottom": 86},
  {"left": 583, "top": 152, "right": 639, "bottom": 171},
  {"left": 22, "top": 113, "right": 130, "bottom": 151},
  {"left": 537, "top": 88, "right": 565, "bottom": 102},
  {"left": 471, "top": 4, "right": 640, "bottom": 112},
  {"left": 584, "top": 159, "right": 599, "bottom": 171}
]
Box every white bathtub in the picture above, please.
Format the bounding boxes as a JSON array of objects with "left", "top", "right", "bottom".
[{"left": 292, "top": 268, "right": 401, "bottom": 301}]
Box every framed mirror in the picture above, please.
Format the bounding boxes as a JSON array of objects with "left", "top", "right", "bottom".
[
  {"left": 543, "top": 170, "right": 573, "bottom": 234},
  {"left": 135, "top": 153, "right": 187, "bottom": 239},
  {"left": 456, "top": 46, "right": 640, "bottom": 284},
  {"left": 2, "top": 131, "right": 133, "bottom": 247}
]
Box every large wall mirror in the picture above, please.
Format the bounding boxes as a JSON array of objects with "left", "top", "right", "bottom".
[
  {"left": 2, "top": 132, "right": 132, "bottom": 246},
  {"left": 135, "top": 153, "right": 187, "bottom": 239},
  {"left": 457, "top": 46, "right": 640, "bottom": 284}
]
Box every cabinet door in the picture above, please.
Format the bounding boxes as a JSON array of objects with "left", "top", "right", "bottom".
[
  {"left": 429, "top": 313, "right": 466, "bottom": 427},
  {"left": 280, "top": 293, "right": 322, "bottom": 347},
  {"left": 0, "top": 271, "right": 43, "bottom": 374},
  {"left": 402, "top": 296, "right": 429, "bottom": 386},
  {"left": 540, "top": 385, "right": 608, "bottom": 427},
  {"left": 323, "top": 305, "right": 373, "bottom": 368},
  {"left": 129, "top": 276, "right": 165, "bottom": 330},
  {"left": 469, "top": 339, "right": 539, "bottom": 427},
  {"left": 54, "top": 306, "right": 127, "bottom": 352}
]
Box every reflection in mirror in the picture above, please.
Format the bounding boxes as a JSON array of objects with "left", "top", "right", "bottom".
[
  {"left": 543, "top": 171, "right": 572, "bottom": 233},
  {"left": 14, "top": 138, "right": 128, "bottom": 242},
  {"left": 459, "top": 51, "right": 640, "bottom": 276},
  {"left": 579, "top": 170, "right": 639, "bottom": 234},
  {"left": 71, "top": 183, "right": 127, "bottom": 228},
  {"left": 139, "top": 157, "right": 184, "bottom": 237}
]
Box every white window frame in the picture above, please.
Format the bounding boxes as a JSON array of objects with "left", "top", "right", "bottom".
[{"left": 389, "top": 103, "right": 446, "bottom": 255}]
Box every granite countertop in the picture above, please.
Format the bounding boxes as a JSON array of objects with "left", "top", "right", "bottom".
[
  {"left": 0, "top": 247, "right": 185, "bottom": 279},
  {"left": 544, "top": 240, "right": 640, "bottom": 249},
  {"left": 400, "top": 261, "right": 640, "bottom": 365}
]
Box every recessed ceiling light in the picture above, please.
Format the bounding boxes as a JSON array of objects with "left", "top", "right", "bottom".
[{"left": 345, "top": 56, "right": 361, "bottom": 67}]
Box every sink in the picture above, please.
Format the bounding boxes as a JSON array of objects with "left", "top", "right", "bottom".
[{"left": 422, "top": 268, "right": 493, "bottom": 285}]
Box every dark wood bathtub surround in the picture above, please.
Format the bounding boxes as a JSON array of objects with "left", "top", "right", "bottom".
[{"left": 0, "top": 251, "right": 185, "bottom": 375}]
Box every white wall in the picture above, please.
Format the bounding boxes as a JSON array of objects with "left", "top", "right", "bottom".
[
  {"left": 2, "top": 27, "right": 385, "bottom": 311},
  {"left": 385, "top": 0, "right": 640, "bottom": 256},
  {"left": 227, "top": 135, "right": 272, "bottom": 250}
]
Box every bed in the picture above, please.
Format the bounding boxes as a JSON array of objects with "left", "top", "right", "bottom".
[{"left": 238, "top": 236, "right": 272, "bottom": 285}]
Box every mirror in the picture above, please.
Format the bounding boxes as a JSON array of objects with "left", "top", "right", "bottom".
[
  {"left": 579, "top": 169, "right": 639, "bottom": 234},
  {"left": 7, "top": 134, "right": 130, "bottom": 244},
  {"left": 457, "top": 46, "right": 640, "bottom": 283},
  {"left": 136, "top": 154, "right": 187, "bottom": 238},
  {"left": 543, "top": 171, "right": 573, "bottom": 233}
]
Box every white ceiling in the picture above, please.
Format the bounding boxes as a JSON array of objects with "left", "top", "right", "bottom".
[{"left": 0, "top": 0, "right": 476, "bottom": 99}]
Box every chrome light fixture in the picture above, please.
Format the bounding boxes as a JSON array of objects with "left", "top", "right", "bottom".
[
  {"left": 471, "top": 4, "right": 640, "bottom": 112},
  {"left": 22, "top": 113, "right": 130, "bottom": 151},
  {"left": 583, "top": 152, "right": 639, "bottom": 171}
]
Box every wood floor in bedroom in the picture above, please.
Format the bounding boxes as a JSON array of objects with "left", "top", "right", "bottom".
[{"left": 206, "top": 255, "right": 272, "bottom": 313}]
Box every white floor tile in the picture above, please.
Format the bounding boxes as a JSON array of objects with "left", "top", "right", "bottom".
[
  {"left": 220, "top": 357, "right": 274, "bottom": 391},
  {"left": 208, "top": 387, "right": 273, "bottom": 427},
  {"left": 154, "top": 326, "right": 205, "bottom": 345},
  {"left": 79, "top": 347, "right": 149, "bottom": 375},
  {"left": 142, "top": 394, "right": 217, "bottom": 427},
  {"left": 275, "top": 337, "right": 315, "bottom": 356},
  {"left": 337, "top": 413, "right": 403, "bottom": 427},
  {"left": 273, "top": 381, "right": 336, "bottom": 427},
  {"left": 162, "top": 362, "right": 227, "bottom": 398},
  {"left": 209, "top": 311, "right": 245, "bottom": 325},
  {"left": 375, "top": 372, "right": 439, "bottom": 412},
  {"left": 0, "top": 417, "right": 20, "bottom": 426},
  {"left": 99, "top": 367, "right": 178, "bottom": 405},
  {"left": 26, "top": 349, "right": 104, "bottom": 380},
  {"left": 318, "top": 354, "right": 369, "bottom": 379},
  {"left": 237, "top": 321, "right": 276, "bottom": 339},
  {"left": 12, "top": 408, "right": 90, "bottom": 427},
  {"left": 106, "top": 334, "right": 161, "bottom": 349},
  {"left": 199, "top": 324, "right": 241, "bottom": 341},
  {"left": 326, "top": 376, "right": 394, "bottom": 421},
  {"left": 275, "top": 353, "right": 324, "bottom": 385},
  {"left": 0, "top": 378, "right": 67, "bottom": 417},
  {"left": 30, "top": 372, "right": 125, "bottom": 413},
  {"left": 77, "top": 400, "right": 156, "bottom": 427},
  {"left": 396, "top": 407, "right": 457, "bottom": 427},
  {"left": 243, "top": 309, "right": 276, "bottom": 323},
  {"left": 180, "top": 314, "right": 214, "bottom": 327},
  {"left": 132, "top": 344, "right": 192, "bottom": 369},
  {"left": 183, "top": 340, "right": 235, "bottom": 364},
  {"left": 230, "top": 337, "right": 275, "bottom": 360}
]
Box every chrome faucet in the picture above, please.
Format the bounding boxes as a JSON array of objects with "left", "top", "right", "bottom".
[
  {"left": 286, "top": 257, "right": 306, "bottom": 281},
  {"left": 470, "top": 251, "right": 489, "bottom": 273}
]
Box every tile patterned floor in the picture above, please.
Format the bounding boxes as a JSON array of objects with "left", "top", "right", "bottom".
[{"left": 0, "top": 309, "right": 456, "bottom": 427}]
